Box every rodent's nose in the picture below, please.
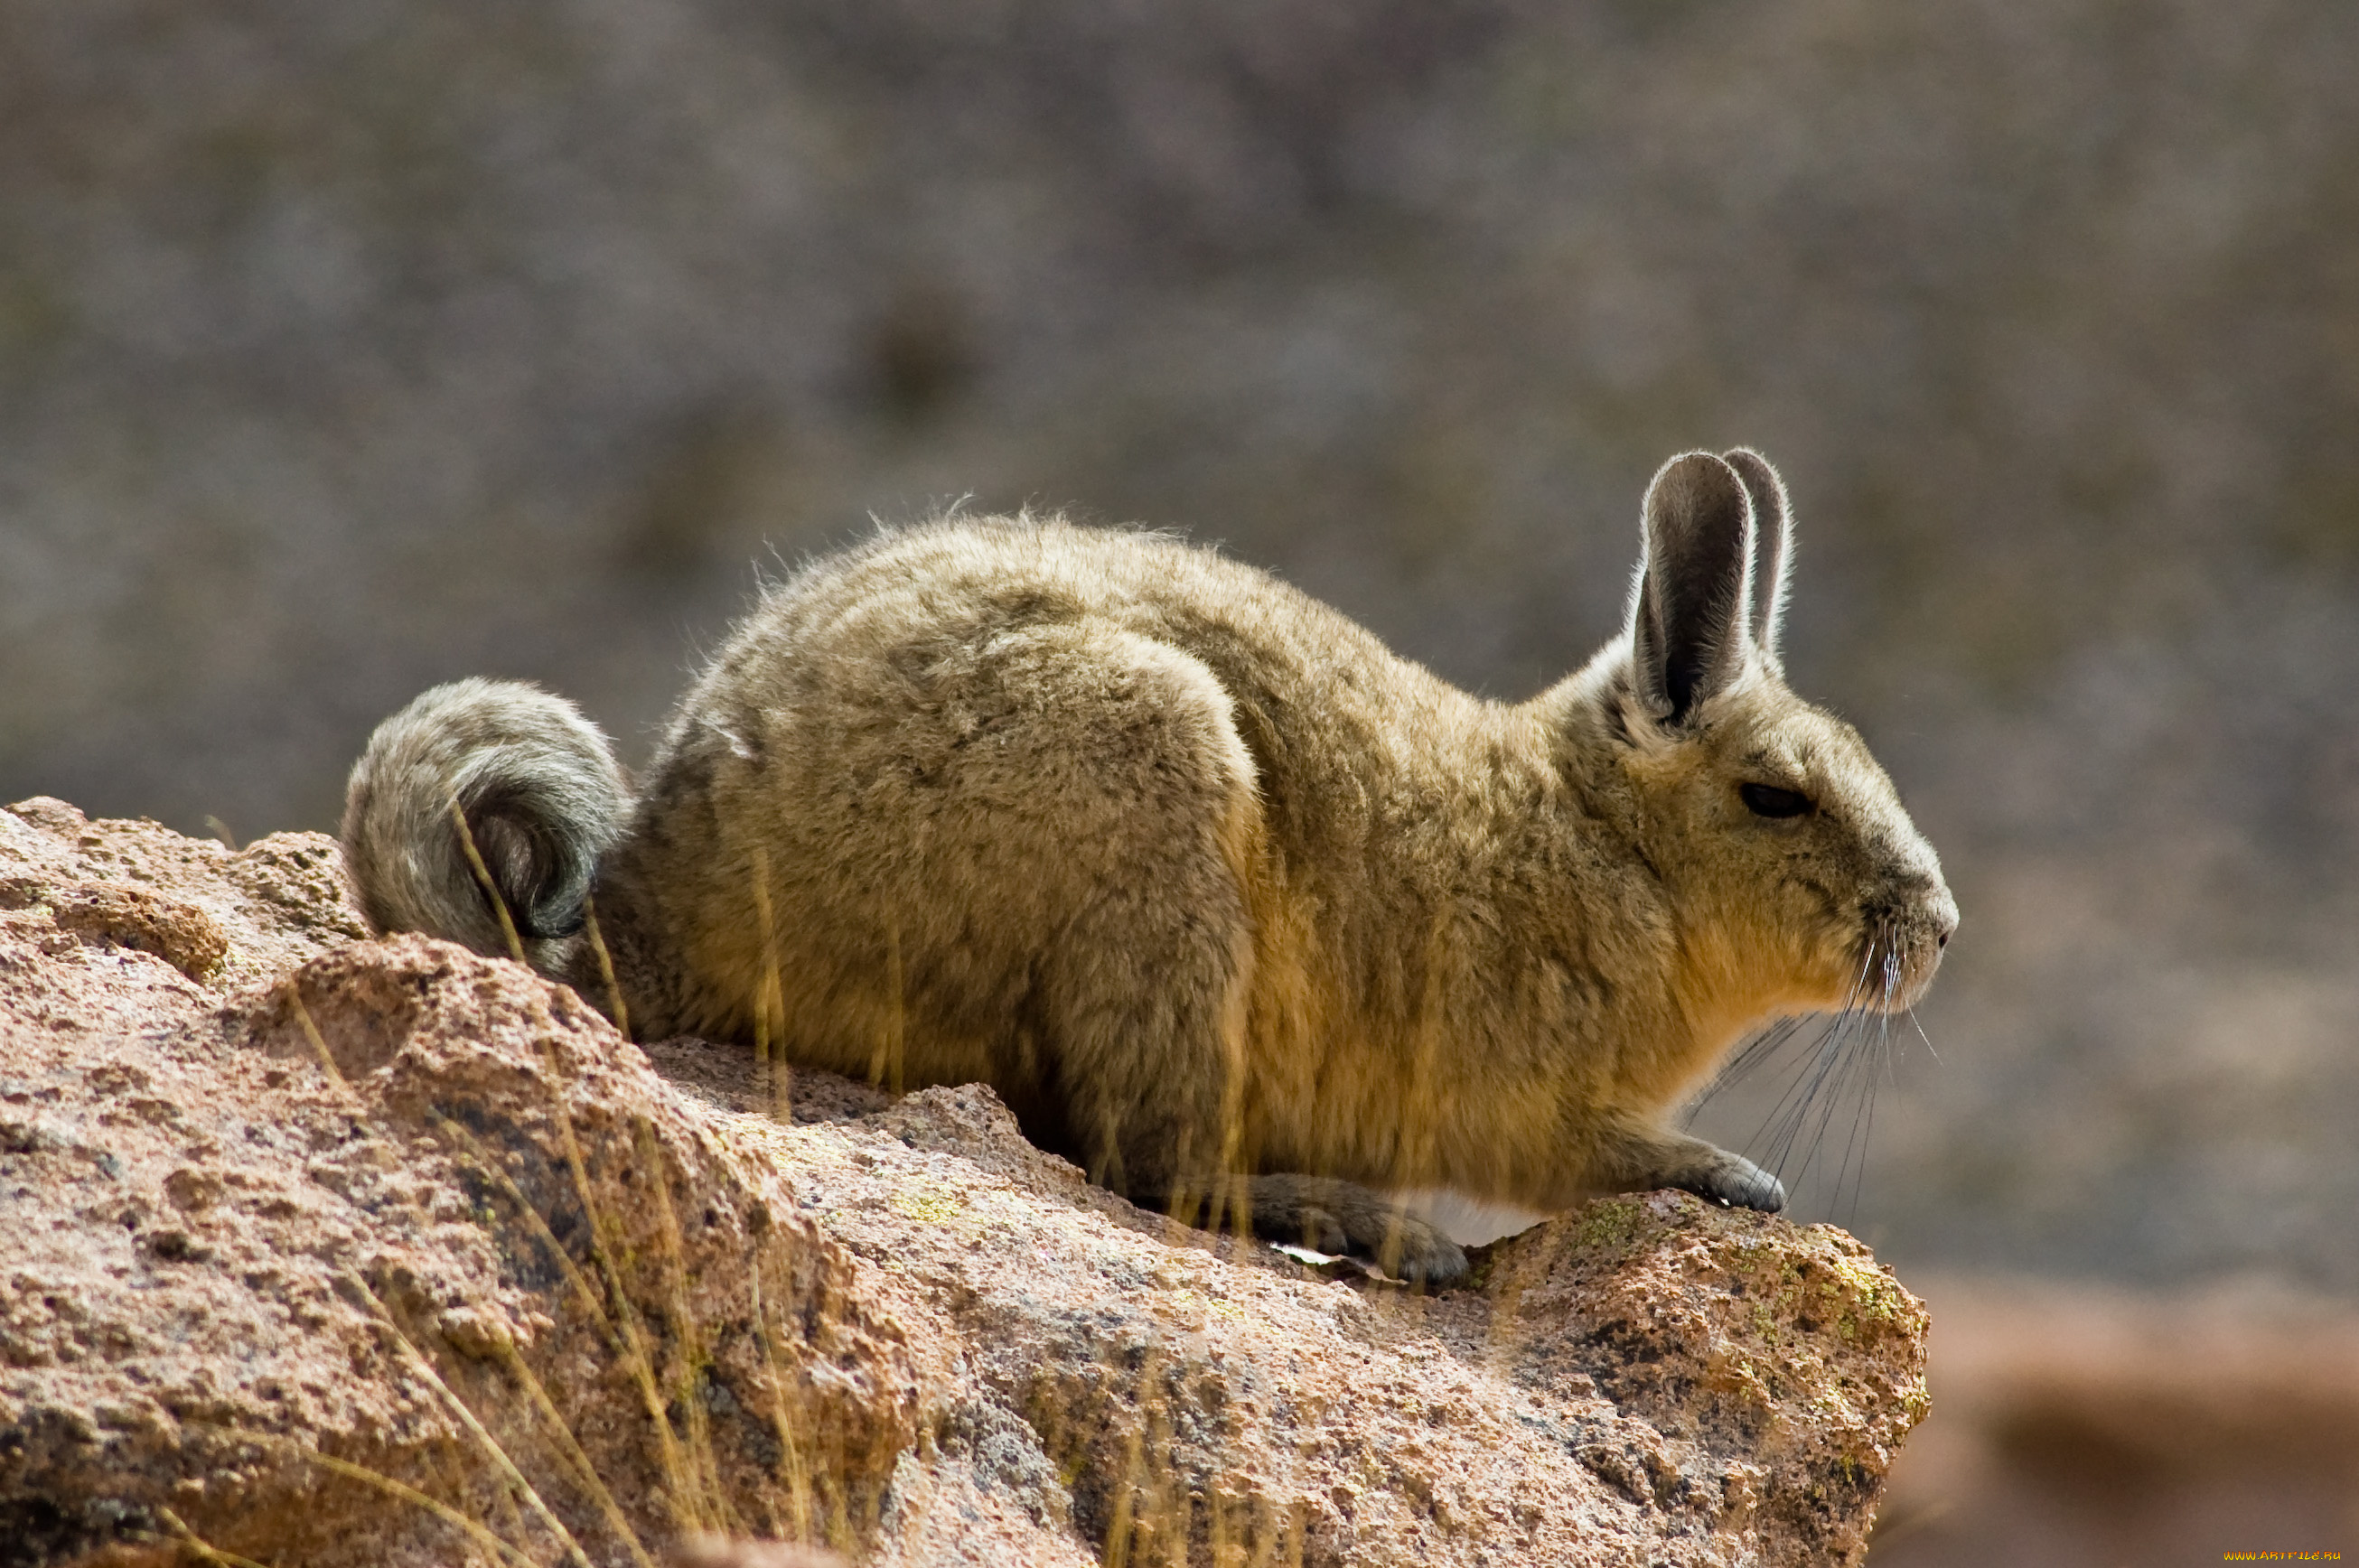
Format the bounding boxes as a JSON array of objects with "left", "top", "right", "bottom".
[
  {"left": 1931, "top": 891, "right": 1959, "bottom": 950},
  {"left": 1901, "top": 872, "right": 1959, "bottom": 952}
]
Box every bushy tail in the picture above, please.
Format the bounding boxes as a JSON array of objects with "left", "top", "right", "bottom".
[{"left": 341, "top": 677, "right": 630, "bottom": 975}]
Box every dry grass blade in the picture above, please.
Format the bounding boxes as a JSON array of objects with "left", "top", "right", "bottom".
[
  {"left": 431, "top": 1111, "right": 709, "bottom": 1535},
  {"left": 1101, "top": 1412, "right": 1145, "bottom": 1568},
  {"left": 153, "top": 1507, "right": 276, "bottom": 1568},
  {"left": 1282, "top": 1498, "right": 1307, "bottom": 1568},
  {"left": 431, "top": 1115, "right": 626, "bottom": 1361},
  {"left": 344, "top": 1271, "right": 594, "bottom": 1568},
  {"left": 1100, "top": 1339, "right": 1167, "bottom": 1568},
  {"left": 188, "top": 1423, "right": 544, "bottom": 1568},
  {"left": 749, "top": 844, "right": 793, "bottom": 1122},
  {"left": 450, "top": 797, "right": 529, "bottom": 966},
  {"left": 266, "top": 990, "right": 586, "bottom": 1566},
  {"left": 282, "top": 982, "right": 350, "bottom": 1090},
  {"left": 634, "top": 1115, "right": 748, "bottom": 1536},
  {"left": 453, "top": 790, "right": 691, "bottom": 1508},
  {"left": 582, "top": 891, "right": 632, "bottom": 1041},
  {"left": 489, "top": 1333, "right": 663, "bottom": 1568},
  {"left": 868, "top": 915, "right": 906, "bottom": 1094},
  {"left": 539, "top": 1026, "right": 716, "bottom": 1532},
  {"left": 749, "top": 1261, "right": 819, "bottom": 1544}
]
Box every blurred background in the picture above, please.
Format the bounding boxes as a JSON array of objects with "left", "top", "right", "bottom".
[{"left": 5, "top": 0, "right": 2356, "bottom": 1554}]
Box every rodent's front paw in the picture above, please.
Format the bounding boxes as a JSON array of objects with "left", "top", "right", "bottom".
[{"left": 1688, "top": 1156, "right": 1786, "bottom": 1214}]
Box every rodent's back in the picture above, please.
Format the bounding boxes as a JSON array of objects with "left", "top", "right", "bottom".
[
  {"left": 595, "top": 516, "right": 1541, "bottom": 1082},
  {"left": 684, "top": 515, "right": 1484, "bottom": 779}
]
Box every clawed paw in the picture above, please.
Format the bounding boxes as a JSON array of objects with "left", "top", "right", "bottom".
[
  {"left": 1688, "top": 1157, "right": 1786, "bottom": 1214},
  {"left": 1275, "top": 1203, "right": 1465, "bottom": 1284},
  {"left": 1287, "top": 1205, "right": 1353, "bottom": 1258},
  {"left": 1294, "top": 1203, "right": 1466, "bottom": 1285}
]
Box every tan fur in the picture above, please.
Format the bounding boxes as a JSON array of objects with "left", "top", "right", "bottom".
[{"left": 345, "top": 451, "right": 1956, "bottom": 1283}]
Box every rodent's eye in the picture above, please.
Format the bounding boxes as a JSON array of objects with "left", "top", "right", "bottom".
[{"left": 1739, "top": 782, "right": 1811, "bottom": 819}]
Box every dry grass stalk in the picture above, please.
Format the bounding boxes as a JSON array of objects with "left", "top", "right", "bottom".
[{"left": 344, "top": 1271, "right": 594, "bottom": 1568}]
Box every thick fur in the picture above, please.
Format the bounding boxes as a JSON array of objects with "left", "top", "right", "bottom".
[{"left": 345, "top": 451, "right": 1956, "bottom": 1283}]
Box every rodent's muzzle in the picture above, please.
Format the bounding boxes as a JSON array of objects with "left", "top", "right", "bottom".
[{"left": 1863, "top": 878, "right": 1957, "bottom": 1013}]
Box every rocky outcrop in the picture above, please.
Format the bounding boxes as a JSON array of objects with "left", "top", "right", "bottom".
[{"left": 1, "top": 799, "right": 1928, "bottom": 1566}]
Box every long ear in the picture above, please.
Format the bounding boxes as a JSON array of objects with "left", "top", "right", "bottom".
[
  {"left": 1629, "top": 452, "right": 1755, "bottom": 725},
  {"left": 1721, "top": 448, "right": 1792, "bottom": 660}
]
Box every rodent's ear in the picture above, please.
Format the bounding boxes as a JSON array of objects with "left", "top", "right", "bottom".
[
  {"left": 1631, "top": 452, "right": 1755, "bottom": 726},
  {"left": 1721, "top": 448, "right": 1793, "bottom": 662}
]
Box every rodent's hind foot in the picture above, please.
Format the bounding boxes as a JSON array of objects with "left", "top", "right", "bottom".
[{"left": 1236, "top": 1173, "right": 1469, "bottom": 1284}]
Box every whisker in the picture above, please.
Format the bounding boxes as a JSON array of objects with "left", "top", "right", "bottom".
[
  {"left": 1708, "top": 916, "right": 1944, "bottom": 1224},
  {"left": 1840, "top": 1033, "right": 1877, "bottom": 1227},
  {"left": 1749, "top": 997, "right": 1859, "bottom": 1185},
  {"left": 1838, "top": 920, "right": 1902, "bottom": 1215},
  {"left": 1838, "top": 946, "right": 1901, "bottom": 1225},
  {"left": 1906, "top": 1006, "right": 1941, "bottom": 1064},
  {"left": 1683, "top": 1014, "right": 1811, "bottom": 1119}
]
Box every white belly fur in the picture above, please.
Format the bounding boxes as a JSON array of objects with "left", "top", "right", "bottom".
[{"left": 1387, "top": 1188, "right": 1556, "bottom": 1247}]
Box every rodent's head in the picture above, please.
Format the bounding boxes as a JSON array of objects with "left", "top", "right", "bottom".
[{"left": 1590, "top": 451, "right": 1956, "bottom": 1034}]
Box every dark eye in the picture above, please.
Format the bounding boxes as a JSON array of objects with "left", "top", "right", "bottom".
[{"left": 1740, "top": 782, "right": 1811, "bottom": 819}]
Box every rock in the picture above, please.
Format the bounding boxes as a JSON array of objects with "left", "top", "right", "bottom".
[{"left": 0, "top": 801, "right": 1930, "bottom": 1565}]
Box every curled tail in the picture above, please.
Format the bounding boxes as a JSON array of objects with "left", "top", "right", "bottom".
[{"left": 341, "top": 677, "right": 630, "bottom": 977}]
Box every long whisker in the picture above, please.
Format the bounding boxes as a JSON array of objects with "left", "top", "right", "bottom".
[
  {"left": 1906, "top": 1005, "right": 1941, "bottom": 1064},
  {"left": 1834, "top": 922, "right": 1901, "bottom": 1224},
  {"left": 1683, "top": 1014, "right": 1811, "bottom": 1116},
  {"left": 1714, "top": 921, "right": 1907, "bottom": 1216},
  {"left": 1724, "top": 913, "right": 1944, "bottom": 1225},
  {"left": 1747, "top": 997, "right": 1861, "bottom": 1185},
  {"left": 1692, "top": 934, "right": 1878, "bottom": 1122}
]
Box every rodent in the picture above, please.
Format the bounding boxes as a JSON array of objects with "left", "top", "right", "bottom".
[{"left": 342, "top": 449, "right": 1957, "bottom": 1283}]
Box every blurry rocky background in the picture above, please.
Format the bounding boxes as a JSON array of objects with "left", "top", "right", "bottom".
[{"left": 5, "top": 0, "right": 2357, "bottom": 1556}]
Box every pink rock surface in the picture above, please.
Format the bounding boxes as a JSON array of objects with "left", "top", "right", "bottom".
[{"left": 1, "top": 800, "right": 1928, "bottom": 1565}]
